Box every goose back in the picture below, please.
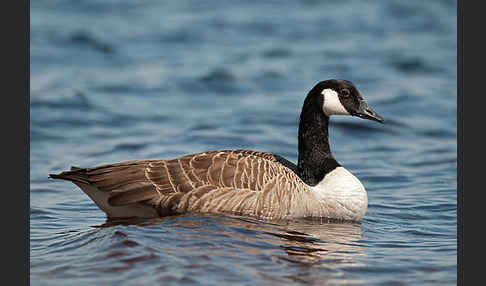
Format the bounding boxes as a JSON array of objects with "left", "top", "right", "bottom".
[{"left": 51, "top": 150, "right": 311, "bottom": 219}]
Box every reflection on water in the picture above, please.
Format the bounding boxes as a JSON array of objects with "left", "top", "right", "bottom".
[
  {"left": 272, "top": 218, "right": 364, "bottom": 267},
  {"left": 92, "top": 214, "right": 366, "bottom": 284}
]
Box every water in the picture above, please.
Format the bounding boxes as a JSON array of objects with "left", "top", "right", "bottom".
[{"left": 30, "top": 1, "right": 457, "bottom": 285}]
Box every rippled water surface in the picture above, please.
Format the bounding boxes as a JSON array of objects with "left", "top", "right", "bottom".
[{"left": 31, "top": 1, "right": 457, "bottom": 285}]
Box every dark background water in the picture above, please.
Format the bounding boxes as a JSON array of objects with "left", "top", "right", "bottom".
[{"left": 30, "top": 1, "right": 457, "bottom": 285}]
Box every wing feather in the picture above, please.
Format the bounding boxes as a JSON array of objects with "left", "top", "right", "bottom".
[{"left": 50, "top": 149, "right": 304, "bottom": 218}]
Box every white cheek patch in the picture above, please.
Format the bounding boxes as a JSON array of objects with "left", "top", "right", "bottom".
[{"left": 321, "top": 89, "right": 350, "bottom": 116}]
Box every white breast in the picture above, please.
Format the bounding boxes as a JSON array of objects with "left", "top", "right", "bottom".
[{"left": 310, "top": 167, "right": 368, "bottom": 221}]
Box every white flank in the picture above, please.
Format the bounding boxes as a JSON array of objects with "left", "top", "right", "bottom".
[
  {"left": 73, "top": 182, "right": 158, "bottom": 218},
  {"left": 321, "top": 88, "right": 350, "bottom": 116}
]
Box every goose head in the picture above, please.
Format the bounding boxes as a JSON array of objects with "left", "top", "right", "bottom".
[{"left": 307, "top": 79, "right": 385, "bottom": 123}]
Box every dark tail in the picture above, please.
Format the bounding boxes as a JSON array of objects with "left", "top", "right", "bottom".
[{"left": 49, "top": 167, "right": 91, "bottom": 184}]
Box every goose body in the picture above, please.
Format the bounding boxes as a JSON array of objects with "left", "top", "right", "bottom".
[{"left": 50, "top": 79, "right": 384, "bottom": 222}]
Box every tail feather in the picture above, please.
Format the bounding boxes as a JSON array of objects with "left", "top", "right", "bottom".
[
  {"left": 49, "top": 169, "right": 91, "bottom": 184},
  {"left": 49, "top": 164, "right": 160, "bottom": 218}
]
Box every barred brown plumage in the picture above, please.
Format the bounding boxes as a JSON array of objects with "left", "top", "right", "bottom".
[{"left": 50, "top": 150, "right": 307, "bottom": 219}]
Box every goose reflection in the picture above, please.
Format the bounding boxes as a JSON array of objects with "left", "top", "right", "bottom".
[
  {"left": 96, "top": 213, "right": 365, "bottom": 269},
  {"left": 264, "top": 217, "right": 365, "bottom": 267}
]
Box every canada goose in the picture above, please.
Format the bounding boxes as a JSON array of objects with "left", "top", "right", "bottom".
[{"left": 49, "top": 79, "right": 384, "bottom": 222}]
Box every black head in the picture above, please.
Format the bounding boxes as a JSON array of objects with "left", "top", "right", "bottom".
[{"left": 305, "top": 79, "right": 384, "bottom": 123}]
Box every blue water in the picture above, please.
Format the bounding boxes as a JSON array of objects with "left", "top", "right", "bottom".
[{"left": 30, "top": 1, "right": 457, "bottom": 285}]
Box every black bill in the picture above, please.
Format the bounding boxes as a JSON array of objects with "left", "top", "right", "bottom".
[{"left": 354, "top": 100, "right": 385, "bottom": 123}]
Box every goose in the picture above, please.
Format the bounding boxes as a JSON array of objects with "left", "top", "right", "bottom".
[{"left": 49, "top": 79, "right": 384, "bottom": 222}]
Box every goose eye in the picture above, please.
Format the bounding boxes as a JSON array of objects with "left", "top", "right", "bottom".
[{"left": 341, "top": 89, "right": 350, "bottom": 97}]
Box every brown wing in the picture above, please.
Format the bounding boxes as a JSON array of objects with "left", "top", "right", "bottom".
[{"left": 50, "top": 149, "right": 305, "bottom": 218}]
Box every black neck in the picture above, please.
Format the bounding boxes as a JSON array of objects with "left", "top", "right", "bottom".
[{"left": 296, "top": 97, "right": 340, "bottom": 186}]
